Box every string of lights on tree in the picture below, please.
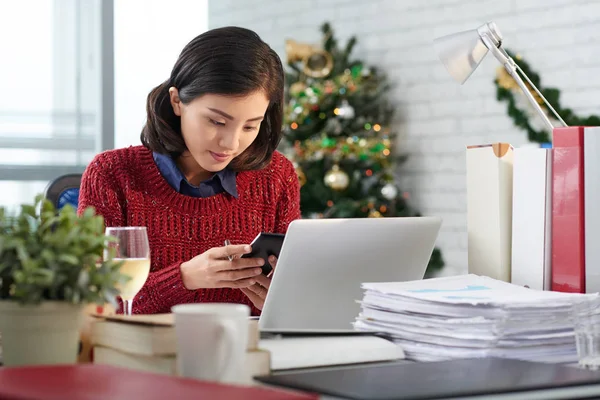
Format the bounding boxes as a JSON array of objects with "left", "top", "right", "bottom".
[
  {"left": 494, "top": 50, "right": 600, "bottom": 144},
  {"left": 280, "top": 22, "right": 444, "bottom": 276},
  {"left": 283, "top": 44, "right": 404, "bottom": 218}
]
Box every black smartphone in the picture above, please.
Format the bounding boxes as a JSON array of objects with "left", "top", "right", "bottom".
[{"left": 241, "top": 232, "right": 285, "bottom": 275}]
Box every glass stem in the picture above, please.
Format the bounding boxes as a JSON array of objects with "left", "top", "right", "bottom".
[{"left": 124, "top": 299, "right": 133, "bottom": 316}]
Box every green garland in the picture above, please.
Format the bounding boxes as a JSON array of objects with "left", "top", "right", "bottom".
[{"left": 494, "top": 50, "right": 600, "bottom": 144}]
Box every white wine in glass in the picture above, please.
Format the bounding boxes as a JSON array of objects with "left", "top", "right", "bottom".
[{"left": 105, "top": 226, "right": 151, "bottom": 316}]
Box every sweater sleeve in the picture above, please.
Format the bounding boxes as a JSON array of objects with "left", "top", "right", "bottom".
[
  {"left": 274, "top": 158, "right": 302, "bottom": 234},
  {"left": 127, "top": 261, "right": 198, "bottom": 314},
  {"left": 78, "top": 157, "right": 198, "bottom": 314},
  {"left": 78, "top": 157, "right": 126, "bottom": 228}
]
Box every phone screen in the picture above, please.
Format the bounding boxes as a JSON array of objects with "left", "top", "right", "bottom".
[{"left": 242, "top": 232, "right": 285, "bottom": 275}]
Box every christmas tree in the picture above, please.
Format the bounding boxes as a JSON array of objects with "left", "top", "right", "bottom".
[{"left": 280, "top": 22, "right": 444, "bottom": 276}]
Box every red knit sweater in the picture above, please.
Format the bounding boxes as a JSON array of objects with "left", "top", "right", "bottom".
[{"left": 78, "top": 145, "right": 301, "bottom": 316}]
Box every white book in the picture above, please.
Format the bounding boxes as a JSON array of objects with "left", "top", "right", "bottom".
[
  {"left": 93, "top": 346, "right": 270, "bottom": 385},
  {"left": 466, "top": 143, "right": 514, "bottom": 282},
  {"left": 584, "top": 127, "right": 600, "bottom": 293},
  {"left": 259, "top": 335, "right": 404, "bottom": 371},
  {"left": 511, "top": 147, "right": 552, "bottom": 290}
]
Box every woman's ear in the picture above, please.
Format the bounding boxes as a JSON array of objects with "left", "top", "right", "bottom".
[{"left": 169, "top": 87, "right": 182, "bottom": 116}]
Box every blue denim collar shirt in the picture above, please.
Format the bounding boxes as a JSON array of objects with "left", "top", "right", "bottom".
[{"left": 153, "top": 152, "right": 238, "bottom": 198}]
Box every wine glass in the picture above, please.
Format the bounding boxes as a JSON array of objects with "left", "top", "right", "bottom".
[{"left": 105, "top": 227, "right": 151, "bottom": 316}]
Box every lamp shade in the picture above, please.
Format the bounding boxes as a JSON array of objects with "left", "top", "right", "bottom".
[
  {"left": 433, "top": 21, "right": 565, "bottom": 132},
  {"left": 433, "top": 28, "right": 490, "bottom": 84}
]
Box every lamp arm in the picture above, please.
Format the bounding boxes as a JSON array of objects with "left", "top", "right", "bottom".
[
  {"left": 515, "top": 64, "right": 568, "bottom": 127},
  {"left": 481, "top": 36, "right": 560, "bottom": 133}
]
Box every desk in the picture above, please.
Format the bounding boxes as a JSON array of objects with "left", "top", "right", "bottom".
[
  {"left": 256, "top": 359, "right": 600, "bottom": 400},
  {"left": 5, "top": 349, "right": 600, "bottom": 400}
]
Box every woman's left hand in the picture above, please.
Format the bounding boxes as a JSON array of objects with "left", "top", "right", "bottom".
[{"left": 241, "top": 255, "right": 277, "bottom": 310}]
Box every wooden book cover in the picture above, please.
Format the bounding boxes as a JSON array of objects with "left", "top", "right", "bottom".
[
  {"left": 88, "top": 313, "right": 260, "bottom": 358},
  {"left": 93, "top": 346, "right": 270, "bottom": 385}
]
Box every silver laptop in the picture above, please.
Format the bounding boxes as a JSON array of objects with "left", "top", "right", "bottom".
[{"left": 259, "top": 216, "right": 442, "bottom": 333}]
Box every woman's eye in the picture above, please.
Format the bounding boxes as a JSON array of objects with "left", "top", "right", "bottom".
[
  {"left": 209, "top": 118, "right": 225, "bottom": 126},
  {"left": 244, "top": 126, "right": 259, "bottom": 132}
]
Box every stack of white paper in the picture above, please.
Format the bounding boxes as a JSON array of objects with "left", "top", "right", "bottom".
[{"left": 354, "top": 274, "right": 598, "bottom": 364}]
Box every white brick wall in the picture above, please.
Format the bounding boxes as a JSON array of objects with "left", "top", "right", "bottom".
[{"left": 209, "top": 0, "right": 600, "bottom": 275}]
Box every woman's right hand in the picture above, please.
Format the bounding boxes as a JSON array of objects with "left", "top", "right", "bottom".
[{"left": 180, "top": 244, "right": 264, "bottom": 290}]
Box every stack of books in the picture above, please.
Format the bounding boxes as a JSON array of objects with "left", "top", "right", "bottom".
[
  {"left": 468, "top": 127, "right": 600, "bottom": 293},
  {"left": 89, "top": 313, "right": 269, "bottom": 384},
  {"left": 354, "top": 274, "right": 598, "bottom": 364}
]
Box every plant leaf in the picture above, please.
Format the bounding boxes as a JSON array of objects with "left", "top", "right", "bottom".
[
  {"left": 58, "top": 254, "right": 79, "bottom": 266},
  {"left": 0, "top": 193, "right": 128, "bottom": 305}
]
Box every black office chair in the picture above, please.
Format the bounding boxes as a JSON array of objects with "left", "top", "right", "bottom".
[
  {"left": 43, "top": 173, "right": 84, "bottom": 357},
  {"left": 44, "top": 173, "right": 82, "bottom": 210}
]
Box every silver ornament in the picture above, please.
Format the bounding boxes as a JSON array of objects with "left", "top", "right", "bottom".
[
  {"left": 336, "top": 99, "right": 355, "bottom": 119},
  {"left": 381, "top": 183, "right": 398, "bottom": 200}
]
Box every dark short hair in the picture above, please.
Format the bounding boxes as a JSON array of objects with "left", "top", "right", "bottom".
[{"left": 140, "top": 26, "right": 284, "bottom": 171}]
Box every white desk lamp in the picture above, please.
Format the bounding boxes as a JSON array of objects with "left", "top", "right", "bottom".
[{"left": 433, "top": 21, "right": 567, "bottom": 132}]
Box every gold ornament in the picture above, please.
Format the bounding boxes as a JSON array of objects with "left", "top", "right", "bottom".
[
  {"left": 290, "top": 82, "right": 307, "bottom": 96},
  {"left": 324, "top": 164, "right": 349, "bottom": 191},
  {"left": 295, "top": 165, "right": 307, "bottom": 187},
  {"left": 496, "top": 66, "right": 518, "bottom": 91},
  {"left": 496, "top": 66, "right": 545, "bottom": 107},
  {"left": 285, "top": 39, "right": 334, "bottom": 78},
  {"left": 368, "top": 209, "right": 383, "bottom": 218}
]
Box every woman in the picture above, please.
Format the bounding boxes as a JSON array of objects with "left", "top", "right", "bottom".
[{"left": 78, "top": 26, "right": 301, "bottom": 316}]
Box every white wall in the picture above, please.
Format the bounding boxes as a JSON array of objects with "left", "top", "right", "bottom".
[
  {"left": 114, "top": 0, "right": 208, "bottom": 148},
  {"left": 208, "top": 0, "right": 600, "bottom": 275}
]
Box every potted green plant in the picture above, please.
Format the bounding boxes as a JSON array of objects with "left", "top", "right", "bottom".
[{"left": 0, "top": 195, "right": 126, "bottom": 366}]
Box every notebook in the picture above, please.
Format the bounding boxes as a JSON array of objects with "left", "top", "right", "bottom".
[
  {"left": 258, "top": 334, "right": 404, "bottom": 370},
  {"left": 255, "top": 357, "right": 600, "bottom": 400}
]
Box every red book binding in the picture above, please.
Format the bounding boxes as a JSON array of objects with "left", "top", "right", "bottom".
[
  {"left": 551, "top": 126, "right": 586, "bottom": 293},
  {"left": 0, "top": 364, "right": 318, "bottom": 400}
]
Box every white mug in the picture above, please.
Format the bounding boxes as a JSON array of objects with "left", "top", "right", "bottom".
[{"left": 171, "top": 303, "right": 250, "bottom": 384}]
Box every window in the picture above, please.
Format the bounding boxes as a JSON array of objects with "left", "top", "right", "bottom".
[{"left": 0, "top": 0, "right": 113, "bottom": 210}]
